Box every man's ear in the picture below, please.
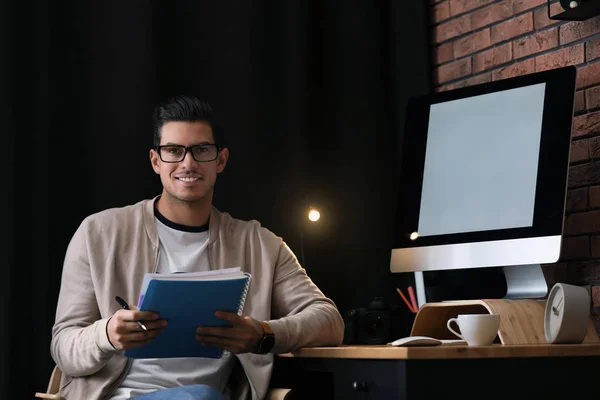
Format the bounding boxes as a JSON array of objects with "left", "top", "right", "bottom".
[
  {"left": 150, "top": 149, "right": 161, "bottom": 174},
  {"left": 216, "top": 148, "right": 229, "bottom": 174}
]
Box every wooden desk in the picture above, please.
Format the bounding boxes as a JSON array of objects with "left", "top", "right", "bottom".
[{"left": 271, "top": 344, "right": 600, "bottom": 399}]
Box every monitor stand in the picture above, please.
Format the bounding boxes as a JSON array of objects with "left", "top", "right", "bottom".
[
  {"left": 502, "top": 264, "right": 548, "bottom": 299},
  {"left": 414, "top": 264, "right": 548, "bottom": 307}
]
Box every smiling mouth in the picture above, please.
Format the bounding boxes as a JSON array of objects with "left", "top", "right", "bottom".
[{"left": 176, "top": 177, "right": 201, "bottom": 182}]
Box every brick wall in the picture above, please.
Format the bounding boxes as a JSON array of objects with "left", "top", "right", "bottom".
[{"left": 430, "top": 0, "right": 600, "bottom": 332}]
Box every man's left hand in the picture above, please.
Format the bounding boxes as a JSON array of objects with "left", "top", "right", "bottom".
[{"left": 196, "top": 312, "right": 264, "bottom": 354}]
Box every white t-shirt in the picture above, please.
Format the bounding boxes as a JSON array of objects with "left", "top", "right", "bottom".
[{"left": 110, "top": 210, "right": 237, "bottom": 399}]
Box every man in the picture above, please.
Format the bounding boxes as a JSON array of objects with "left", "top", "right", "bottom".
[{"left": 51, "top": 96, "right": 345, "bottom": 400}]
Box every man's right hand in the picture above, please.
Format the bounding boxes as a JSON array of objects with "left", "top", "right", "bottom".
[{"left": 107, "top": 308, "right": 167, "bottom": 350}]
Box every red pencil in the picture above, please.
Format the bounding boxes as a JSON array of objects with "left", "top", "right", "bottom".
[
  {"left": 407, "top": 286, "right": 419, "bottom": 312},
  {"left": 396, "top": 288, "right": 416, "bottom": 313}
]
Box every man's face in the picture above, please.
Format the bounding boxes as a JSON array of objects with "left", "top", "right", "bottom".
[{"left": 150, "top": 121, "right": 228, "bottom": 204}]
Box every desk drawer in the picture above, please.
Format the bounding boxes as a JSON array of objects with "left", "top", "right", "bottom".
[
  {"left": 333, "top": 359, "right": 404, "bottom": 399},
  {"left": 272, "top": 357, "right": 406, "bottom": 400}
]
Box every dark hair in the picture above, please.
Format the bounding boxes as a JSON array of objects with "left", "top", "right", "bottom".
[{"left": 152, "top": 95, "right": 225, "bottom": 148}]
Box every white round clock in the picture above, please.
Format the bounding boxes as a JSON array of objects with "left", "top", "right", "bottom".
[{"left": 544, "top": 282, "right": 590, "bottom": 344}]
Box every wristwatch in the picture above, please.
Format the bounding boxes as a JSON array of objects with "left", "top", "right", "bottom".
[{"left": 255, "top": 321, "right": 276, "bottom": 354}]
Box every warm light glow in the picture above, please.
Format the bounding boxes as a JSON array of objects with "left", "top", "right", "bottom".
[
  {"left": 410, "top": 232, "right": 419, "bottom": 240},
  {"left": 308, "top": 209, "right": 320, "bottom": 222}
]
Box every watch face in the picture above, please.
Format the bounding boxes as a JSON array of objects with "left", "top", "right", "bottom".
[{"left": 258, "top": 335, "right": 275, "bottom": 354}]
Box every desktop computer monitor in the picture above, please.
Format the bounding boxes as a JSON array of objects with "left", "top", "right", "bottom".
[{"left": 390, "top": 66, "right": 577, "bottom": 307}]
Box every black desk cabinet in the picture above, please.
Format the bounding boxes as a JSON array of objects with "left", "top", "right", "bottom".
[{"left": 271, "top": 355, "right": 600, "bottom": 400}]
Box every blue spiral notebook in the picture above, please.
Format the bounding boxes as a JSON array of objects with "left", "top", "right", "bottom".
[{"left": 124, "top": 268, "right": 251, "bottom": 359}]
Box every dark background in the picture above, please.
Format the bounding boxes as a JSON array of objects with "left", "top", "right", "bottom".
[{"left": 1, "top": 1, "right": 431, "bottom": 398}]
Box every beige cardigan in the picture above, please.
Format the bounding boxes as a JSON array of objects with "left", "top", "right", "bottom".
[{"left": 51, "top": 197, "right": 344, "bottom": 399}]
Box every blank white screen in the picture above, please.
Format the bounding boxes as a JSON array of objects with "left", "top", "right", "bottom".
[{"left": 417, "top": 83, "right": 546, "bottom": 237}]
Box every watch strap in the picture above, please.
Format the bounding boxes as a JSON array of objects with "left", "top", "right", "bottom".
[
  {"left": 259, "top": 321, "right": 274, "bottom": 336},
  {"left": 255, "top": 321, "right": 275, "bottom": 354}
]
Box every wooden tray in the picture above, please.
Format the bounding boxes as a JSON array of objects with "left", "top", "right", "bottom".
[{"left": 410, "top": 299, "right": 599, "bottom": 345}]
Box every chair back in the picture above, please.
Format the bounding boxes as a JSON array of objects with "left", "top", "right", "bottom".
[{"left": 34, "top": 365, "right": 62, "bottom": 400}]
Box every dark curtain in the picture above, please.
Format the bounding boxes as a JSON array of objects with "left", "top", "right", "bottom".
[{"left": 2, "top": 1, "right": 430, "bottom": 398}]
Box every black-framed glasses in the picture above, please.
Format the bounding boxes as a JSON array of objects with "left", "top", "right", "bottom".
[{"left": 156, "top": 144, "right": 220, "bottom": 163}]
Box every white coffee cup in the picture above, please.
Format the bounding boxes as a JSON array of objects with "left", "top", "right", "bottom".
[{"left": 446, "top": 314, "right": 500, "bottom": 346}]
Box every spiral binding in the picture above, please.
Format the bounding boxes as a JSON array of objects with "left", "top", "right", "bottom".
[
  {"left": 212, "top": 274, "right": 252, "bottom": 358},
  {"left": 236, "top": 273, "right": 252, "bottom": 315}
]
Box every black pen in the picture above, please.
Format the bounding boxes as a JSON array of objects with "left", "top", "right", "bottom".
[{"left": 115, "top": 296, "right": 148, "bottom": 332}]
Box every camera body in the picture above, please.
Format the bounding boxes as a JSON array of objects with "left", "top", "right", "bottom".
[{"left": 343, "top": 297, "right": 392, "bottom": 345}]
